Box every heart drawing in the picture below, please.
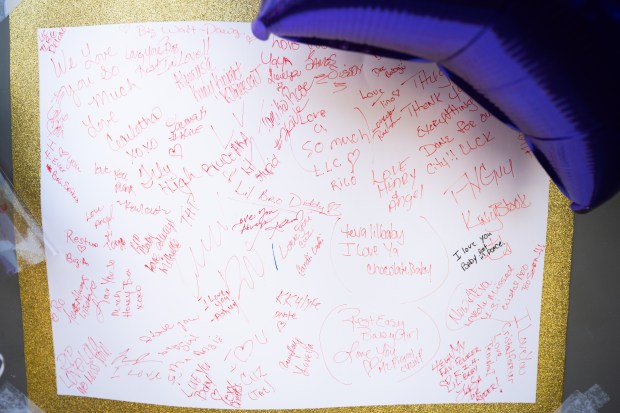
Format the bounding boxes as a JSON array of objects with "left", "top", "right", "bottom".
[
  {"left": 347, "top": 149, "right": 360, "bottom": 173},
  {"left": 277, "top": 321, "right": 286, "bottom": 332},
  {"left": 169, "top": 144, "right": 183, "bottom": 158},
  {"left": 233, "top": 340, "right": 254, "bottom": 362}
]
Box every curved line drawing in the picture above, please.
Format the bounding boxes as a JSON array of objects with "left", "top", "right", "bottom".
[
  {"left": 328, "top": 217, "right": 353, "bottom": 293},
  {"left": 287, "top": 118, "right": 318, "bottom": 175},
  {"left": 401, "top": 215, "right": 451, "bottom": 304},
  {"left": 399, "top": 305, "right": 442, "bottom": 382},
  {"left": 444, "top": 282, "right": 466, "bottom": 332},
  {"left": 319, "top": 303, "right": 353, "bottom": 386}
]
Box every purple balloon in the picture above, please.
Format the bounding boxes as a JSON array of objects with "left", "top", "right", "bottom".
[{"left": 253, "top": 0, "right": 620, "bottom": 212}]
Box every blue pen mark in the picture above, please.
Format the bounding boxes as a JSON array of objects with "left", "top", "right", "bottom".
[{"left": 272, "top": 243, "right": 279, "bottom": 270}]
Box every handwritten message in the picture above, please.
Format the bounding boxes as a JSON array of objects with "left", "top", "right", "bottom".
[{"left": 39, "top": 22, "right": 549, "bottom": 408}]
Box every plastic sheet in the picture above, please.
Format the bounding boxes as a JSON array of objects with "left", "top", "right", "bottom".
[
  {"left": 0, "top": 168, "right": 50, "bottom": 277},
  {"left": 0, "top": 0, "right": 21, "bottom": 21},
  {"left": 0, "top": 382, "right": 44, "bottom": 413},
  {"left": 555, "top": 384, "right": 610, "bottom": 413}
]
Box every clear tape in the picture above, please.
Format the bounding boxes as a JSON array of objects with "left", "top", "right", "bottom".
[
  {"left": 0, "top": 0, "right": 21, "bottom": 21},
  {"left": 0, "top": 382, "right": 45, "bottom": 413},
  {"left": 0, "top": 168, "right": 53, "bottom": 277},
  {"left": 555, "top": 384, "right": 610, "bottom": 413}
]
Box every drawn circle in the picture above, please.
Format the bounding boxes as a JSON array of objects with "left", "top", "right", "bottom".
[
  {"left": 330, "top": 215, "right": 449, "bottom": 303},
  {"left": 319, "top": 303, "right": 440, "bottom": 386}
]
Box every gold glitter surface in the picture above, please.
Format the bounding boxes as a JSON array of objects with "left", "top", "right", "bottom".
[{"left": 10, "top": 1, "right": 574, "bottom": 411}]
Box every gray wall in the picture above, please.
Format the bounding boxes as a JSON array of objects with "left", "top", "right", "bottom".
[
  {"left": 0, "top": 15, "right": 618, "bottom": 412},
  {"left": 564, "top": 193, "right": 620, "bottom": 412},
  {"left": 0, "top": 16, "right": 26, "bottom": 396}
]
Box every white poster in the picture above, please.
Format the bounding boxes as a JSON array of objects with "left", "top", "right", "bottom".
[{"left": 39, "top": 21, "right": 548, "bottom": 409}]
